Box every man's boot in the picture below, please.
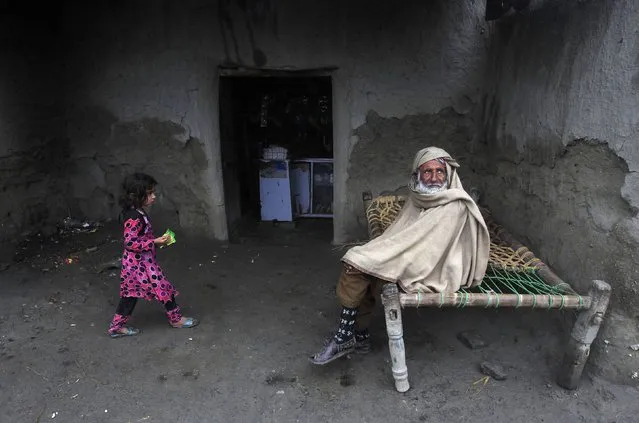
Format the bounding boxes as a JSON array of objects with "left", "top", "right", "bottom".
[
  {"left": 319, "top": 328, "right": 371, "bottom": 354},
  {"left": 354, "top": 329, "right": 371, "bottom": 354},
  {"left": 310, "top": 306, "right": 357, "bottom": 365}
]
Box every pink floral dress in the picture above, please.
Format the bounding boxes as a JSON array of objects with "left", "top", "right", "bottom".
[{"left": 119, "top": 208, "right": 178, "bottom": 303}]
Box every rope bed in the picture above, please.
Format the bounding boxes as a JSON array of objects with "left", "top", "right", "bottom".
[
  {"left": 363, "top": 192, "right": 610, "bottom": 392},
  {"left": 365, "top": 194, "right": 587, "bottom": 310}
]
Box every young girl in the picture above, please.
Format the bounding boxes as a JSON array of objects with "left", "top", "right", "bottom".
[{"left": 108, "top": 173, "right": 199, "bottom": 338}]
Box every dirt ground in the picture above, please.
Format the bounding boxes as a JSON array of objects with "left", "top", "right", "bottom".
[{"left": 1, "top": 219, "right": 638, "bottom": 423}]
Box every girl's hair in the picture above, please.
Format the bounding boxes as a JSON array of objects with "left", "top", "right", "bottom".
[{"left": 119, "top": 173, "right": 157, "bottom": 210}]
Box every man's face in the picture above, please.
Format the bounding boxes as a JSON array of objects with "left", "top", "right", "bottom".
[{"left": 418, "top": 159, "right": 447, "bottom": 189}]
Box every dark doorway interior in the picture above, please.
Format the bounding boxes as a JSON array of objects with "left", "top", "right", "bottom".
[{"left": 219, "top": 75, "right": 333, "bottom": 240}]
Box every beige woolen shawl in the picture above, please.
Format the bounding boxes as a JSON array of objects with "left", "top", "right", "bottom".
[{"left": 342, "top": 147, "right": 490, "bottom": 293}]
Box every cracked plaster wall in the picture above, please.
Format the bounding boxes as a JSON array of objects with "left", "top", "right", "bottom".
[
  {"left": 348, "top": 109, "right": 482, "bottom": 239},
  {"left": 0, "top": 6, "right": 67, "bottom": 242},
  {"left": 60, "top": 0, "right": 489, "bottom": 241},
  {"left": 479, "top": 0, "right": 639, "bottom": 383}
]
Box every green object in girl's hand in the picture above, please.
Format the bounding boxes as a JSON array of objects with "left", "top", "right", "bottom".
[{"left": 162, "top": 228, "right": 176, "bottom": 248}]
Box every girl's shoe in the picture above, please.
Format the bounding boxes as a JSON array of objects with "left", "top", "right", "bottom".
[
  {"left": 109, "top": 327, "right": 140, "bottom": 338},
  {"left": 171, "top": 317, "right": 199, "bottom": 329}
]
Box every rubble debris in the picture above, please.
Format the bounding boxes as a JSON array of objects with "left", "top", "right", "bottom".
[
  {"left": 457, "top": 331, "right": 487, "bottom": 350},
  {"left": 97, "top": 258, "right": 122, "bottom": 273},
  {"left": 480, "top": 361, "right": 507, "bottom": 380},
  {"left": 58, "top": 217, "right": 102, "bottom": 234}
]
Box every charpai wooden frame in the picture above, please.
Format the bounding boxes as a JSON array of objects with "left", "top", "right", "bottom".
[{"left": 361, "top": 192, "right": 611, "bottom": 393}]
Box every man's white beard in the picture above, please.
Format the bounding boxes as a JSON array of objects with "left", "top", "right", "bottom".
[{"left": 416, "top": 180, "right": 447, "bottom": 194}]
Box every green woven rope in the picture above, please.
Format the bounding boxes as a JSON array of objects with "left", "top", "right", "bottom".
[
  {"left": 457, "top": 265, "right": 577, "bottom": 309},
  {"left": 442, "top": 265, "right": 580, "bottom": 309},
  {"left": 485, "top": 292, "right": 493, "bottom": 309},
  {"left": 476, "top": 266, "right": 571, "bottom": 295},
  {"left": 456, "top": 292, "right": 470, "bottom": 308}
]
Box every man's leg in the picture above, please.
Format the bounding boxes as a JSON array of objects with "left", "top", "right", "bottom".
[
  {"left": 352, "top": 279, "right": 382, "bottom": 353},
  {"left": 311, "top": 264, "right": 372, "bottom": 365}
]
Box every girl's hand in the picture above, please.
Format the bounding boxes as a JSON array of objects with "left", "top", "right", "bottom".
[{"left": 154, "top": 234, "right": 170, "bottom": 245}]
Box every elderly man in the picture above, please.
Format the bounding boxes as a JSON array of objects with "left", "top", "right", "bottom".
[{"left": 311, "top": 146, "right": 490, "bottom": 365}]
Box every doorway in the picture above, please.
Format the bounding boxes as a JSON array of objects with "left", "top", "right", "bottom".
[{"left": 218, "top": 72, "right": 334, "bottom": 240}]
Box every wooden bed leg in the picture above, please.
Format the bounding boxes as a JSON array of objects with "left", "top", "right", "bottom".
[
  {"left": 382, "top": 283, "right": 410, "bottom": 392},
  {"left": 557, "top": 280, "right": 611, "bottom": 390}
]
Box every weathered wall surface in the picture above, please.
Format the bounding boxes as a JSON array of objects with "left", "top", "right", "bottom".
[
  {"left": 65, "top": 106, "right": 210, "bottom": 234},
  {"left": 349, "top": 109, "right": 481, "bottom": 239},
  {"left": 479, "top": 0, "right": 639, "bottom": 383},
  {"left": 60, "top": 0, "right": 488, "bottom": 241},
  {"left": 62, "top": 1, "right": 219, "bottom": 236},
  {"left": 342, "top": 0, "right": 489, "bottom": 239},
  {"left": 0, "top": 6, "right": 67, "bottom": 241}
]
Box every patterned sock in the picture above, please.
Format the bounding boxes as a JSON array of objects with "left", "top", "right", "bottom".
[
  {"left": 166, "top": 306, "right": 183, "bottom": 325},
  {"left": 108, "top": 314, "right": 130, "bottom": 334},
  {"left": 333, "top": 306, "right": 357, "bottom": 344},
  {"left": 355, "top": 329, "right": 370, "bottom": 343}
]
